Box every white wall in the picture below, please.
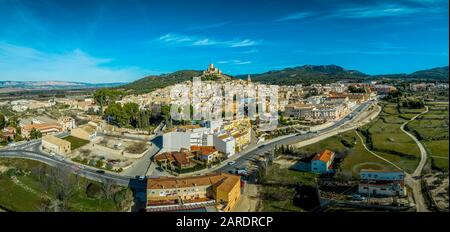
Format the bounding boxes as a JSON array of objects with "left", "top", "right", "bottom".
[{"left": 162, "top": 131, "right": 190, "bottom": 151}]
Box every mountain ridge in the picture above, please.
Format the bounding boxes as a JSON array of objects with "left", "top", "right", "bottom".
[{"left": 119, "top": 65, "right": 448, "bottom": 94}]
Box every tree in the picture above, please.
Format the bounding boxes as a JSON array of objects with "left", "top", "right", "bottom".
[
  {"left": 0, "top": 113, "right": 5, "bottom": 129},
  {"left": 29, "top": 128, "right": 42, "bottom": 140},
  {"left": 104, "top": 103, "right": 128, "bottom": 127},
  {"left": 93, "top": 89, "right": 124, "bottom": 113},
  {"left": 47, "top": 167, "right": 78, "bottom": 212}
]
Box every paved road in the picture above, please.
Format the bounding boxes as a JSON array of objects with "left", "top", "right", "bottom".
[
  {"left": 182, "top": 100, "right": 376, "bottom": 175},
  {"left": 0, "top": 100, "right": 374, "bottom": 187},
  {"left": 0, "top": 149, "right": 132, "bottom": 186},
  {"left": 400, "top": 106, "right": 430, "bottom": 212}
]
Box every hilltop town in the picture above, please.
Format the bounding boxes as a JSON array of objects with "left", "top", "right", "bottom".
[{"left": 0, "top": 64, "right": 448, "bottom": 212}]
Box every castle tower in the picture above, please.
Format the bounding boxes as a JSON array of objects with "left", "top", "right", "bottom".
[{"left": 247, "top": 74, "right": 251, "bottom": 84}]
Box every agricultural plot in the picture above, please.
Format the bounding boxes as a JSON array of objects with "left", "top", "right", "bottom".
[
  {"left": 424, "top": 140, "right": 449, "bottom": 171},
  {"left": 294, "top": 130, "right": 397, "bottom": 177},
  {"left": 406, "top": 102, "right": 449, "bottom": 171},
  {"left": 356, "top": 102, "right": 422, "bottom": 174}
]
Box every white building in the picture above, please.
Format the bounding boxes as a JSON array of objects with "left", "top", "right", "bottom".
[
  {"left": 213, "top": 132, "right": 236, "bottom": 157},
  {"left": 162, "top": 127, "right": 213, "bottom": 151},
  {"left": 306, "top": 96, "right": 325, "bottom": 105},
  {"left": 358, "top": 170, "right": 406, "bottom": 197}
]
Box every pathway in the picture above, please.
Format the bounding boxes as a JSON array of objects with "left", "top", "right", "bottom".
[{"left": 355, "top": 106, "right": 430, "bottom": 212}]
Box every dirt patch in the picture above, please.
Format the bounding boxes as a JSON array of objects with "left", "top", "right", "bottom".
[
  {"left": 424, "top": 172, "right": 449, "bottom": 211},
  {"left": 273, "top": 155, "right": 302, "bottom": 169},
  {"left": 0, "top": 165, "right": 9, "bottom": 174},
  {"left": 232, "top": 184, "right": 260, "bottom": 212}
]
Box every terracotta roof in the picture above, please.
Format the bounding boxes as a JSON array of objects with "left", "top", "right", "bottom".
[
  {"left": 312, "top": 149, "right": 334, "bottom": 163},
  {"left": 147, "top": 172, "right": 240, "bottom": 190},
  {"left": 213, "top": 175, "right": 240, "bottom": 193},
  {"left": 190, "top": 146, "right": 217, "bottom": 156},
  {"left": 22, "top": 123, "right": 61, "bottom": 131},
  {"left": 154, "top": 150, "right": 194, "bottom": 165},
  {"left": 173, "top": 152, "right": 190, "bottom": 165}
]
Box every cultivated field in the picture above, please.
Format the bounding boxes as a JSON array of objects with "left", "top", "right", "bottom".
[{"left": 406, "top": 102, "right": 449, "bottom": 171}]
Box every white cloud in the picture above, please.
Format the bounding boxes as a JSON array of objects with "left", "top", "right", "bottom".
[
  {"left": 192, "top": 38, "right": 217, "bottom": 46},
  {"left": 158, "top": 33, "right": 192, "bottom": 43},
  {"left": 278, "top": 1, "right": 447, "bottom": 21},
  {"left": 0, "top": 42, "right": 149, "bottom": 83},
  {"left": 277, "top": 12, "right": 313, "bottom": 21},
  {"left": 216, "top": 60, "right": 252, "bottom": 65},
  {"left": 157, "top": 33, "right": 260, "bottom": 48},
  {"left": 230, "top": 39, "right": 257, "bottom": 47},
  {"left": 330, "top": 6, "right": 420, "bottom": 18}
]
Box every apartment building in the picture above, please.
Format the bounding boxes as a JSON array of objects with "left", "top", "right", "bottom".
[
  {"left": 147, "top": 172, "right": 241, "bottom": 212},
  {"left": 162, "top": 126, "right": 213, "bottom": 151},
  {"left": 213, "top": 132, "right": 236, "bottom": 157}
]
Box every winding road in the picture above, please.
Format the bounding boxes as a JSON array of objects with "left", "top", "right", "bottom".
[{"left": 355, "top": 106, "right": 430, "bottom": 212}]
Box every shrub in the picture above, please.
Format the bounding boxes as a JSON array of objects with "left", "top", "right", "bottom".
[
  {"left": 95, "top": 160, "right": 104, "bottom": 168},
  {"left": 86, "top": 182, "right": 103, "bottom": 198},
  {"left": 105, "top": 163, "right": 113, "bottom": 170}
]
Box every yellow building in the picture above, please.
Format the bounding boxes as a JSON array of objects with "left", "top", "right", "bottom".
[
  {"left": 223, "top": 119, "right": 252, "bottom": 152},
  {"left": 231, "top": 129, "right": 251, "bottom": 152},
  {"left": 41, "top": 135, "right": 71, "bottom": 155},
  {"left": 147, "top": 172, "right": 241, "bottom": 212},
  {"left": 213, "top": 174, "right": 241, "bottom": 212}
]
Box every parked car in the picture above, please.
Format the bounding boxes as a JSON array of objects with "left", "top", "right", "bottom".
[
  {"left": 135, "top": 175, "right": 146, "bottom": 181},
  {"left": 352, "top": 194, "right": 366, "bottom": 201},
  {"left": 227, "top": 161, "right": 236, "bottom": 166},
  {"left": 95, "top": 170, "right": 105, "bottom": 174},
  {"left": 236, "top": 168, "right": 248, "bottom": 175}
]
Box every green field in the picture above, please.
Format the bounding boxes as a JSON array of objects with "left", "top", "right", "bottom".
[
  {"left": 0, "top": 158, "right": 131, "bottom": 212},
  {"left": 295, "top": 130, "right": 400, "bottom": 177},
  {"left": 356, "top": 103, "right": 423, "bottom": 173},
  {"left": 424, "top": 140, "right": 449, "bottom": 171},
  {"left": 365, "top": 119, "right": 421, "bottom": 157},
  {"left": 62, "top": 136, "right": 89, "bottom": 150},
  {"left": 405, "top": 102, "right": 449, "bottom": 171},
  {"left": 0, "top": 176, "right": 44, "bottom": 212},
  {"left": 293, "top": 102, "right": 423, "bottom": 175},
  {"left": 260, "top": 163, "right": 317, "bottom": 212}
]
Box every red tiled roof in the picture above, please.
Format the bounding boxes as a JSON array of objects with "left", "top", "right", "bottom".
[
  {"left": 312, "top": 149, "right": 334, "bottom": 163},
  {"left": 191, "top": 146, "right": 217, "bottom": 156}
]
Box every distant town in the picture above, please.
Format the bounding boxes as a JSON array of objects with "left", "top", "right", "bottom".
[{"left": 1, "top": 63, "right": 448, "bottom": 212}]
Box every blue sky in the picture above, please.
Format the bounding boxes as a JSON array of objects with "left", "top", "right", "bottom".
[{"left": 0, "top": 0, "right": 448, "bottom": 83}]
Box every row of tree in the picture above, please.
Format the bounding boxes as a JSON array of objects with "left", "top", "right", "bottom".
[{"left": 103, "top": 102, "right": 170, "bottom": 129}]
